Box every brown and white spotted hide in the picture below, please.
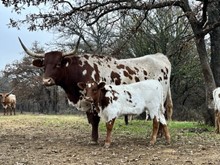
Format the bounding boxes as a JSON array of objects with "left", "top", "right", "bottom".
[
  {"left": 0, "top": 93, "right": 16, "bottom": 115},
  {"left": 78, "top": 80, "right": 171, "bottom": 147}
]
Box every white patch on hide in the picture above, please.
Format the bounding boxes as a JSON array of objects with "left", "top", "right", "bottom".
[{"left": 82, "top": 70, "right": 87, "bottom": 76}]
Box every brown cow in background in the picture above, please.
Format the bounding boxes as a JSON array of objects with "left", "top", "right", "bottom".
[{"left": 0, "top": 91, "right": 16, "bottom": 115}]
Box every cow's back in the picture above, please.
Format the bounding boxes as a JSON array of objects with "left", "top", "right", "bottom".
[
  {"left": 99, "top": 80, "right": 164, "bottom": 122},
  {"left": 73, "top": 53, "right": 172, "bottom": 114},
  {"left": 8, "top": 94, "right": 16, "bottom": 107}
]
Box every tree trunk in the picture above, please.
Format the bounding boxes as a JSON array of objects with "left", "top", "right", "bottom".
[
  {"left": 209, "top": 1, "right": 220, "bottom": 87},
  {"left": 179, "top": 1, "right": 216, "bottom": 125},
  {"left": 195, "top": 36, "right": 215, "bottom": 125}
]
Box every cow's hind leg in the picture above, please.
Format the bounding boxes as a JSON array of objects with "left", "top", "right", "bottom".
[
  {"left": 215, "top": 111, "right": 220, "bottom": 133},
  {"left": 86, "top": 110, "right": 100, "bottom": 144},
  {"left": 165, "top": 88, "right": 173, "bottom": 121},
  {"left": 105, "top": 118, "right": 115, "bottom": 148},
  {"left": 124, "top": 115, "right": 129, "bottom": 125},
  {"left": 10, "top": 107, "right": 12, "bottom": 115},
  {"left": 13, "top": 107, "right": 16, "bottom": 115},
  {"left": 150, "top": 117, "right": 159, "bottom": 145},
  {"left": 217, "top": 112, "right": 220, "bottom": 134}
]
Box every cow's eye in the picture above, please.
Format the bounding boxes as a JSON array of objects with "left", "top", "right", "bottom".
[
  {"left": 92, "top": 89, "right": 98, "bottom": 93},
  {"left": 56, "top": 64, "right": 61, "bottom": 68}
]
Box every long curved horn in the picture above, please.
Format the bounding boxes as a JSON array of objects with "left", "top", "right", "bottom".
[
  {"left": 62, "top": 36, "right": 81, "bottom": 57},
  {"left": 7, "top": 87, "right": 16, "bottom": 95},
  {"left": 18, "top": 37, "right": 45, "bottom": 58}
]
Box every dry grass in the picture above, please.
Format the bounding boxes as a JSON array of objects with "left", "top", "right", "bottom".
[{"left": 0, "top": 114, "right": 219, "bottom": 165}]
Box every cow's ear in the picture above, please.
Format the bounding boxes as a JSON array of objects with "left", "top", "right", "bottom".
[
  {"left": 98, "top": 82, "right": 106, "bottom": 89},
  {"left": 62, "top": 58, "right": 72, "bottom": 67},
  {"left": 77, "top": 82, "right": 86, "bottom": 90},
  {"left": 33, "top": 59, "right": 44, "bottom": 67}
]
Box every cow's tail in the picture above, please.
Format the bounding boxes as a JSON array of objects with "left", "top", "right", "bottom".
[{"left": 164, "top": 87, "right": 173, "bottom": 121}]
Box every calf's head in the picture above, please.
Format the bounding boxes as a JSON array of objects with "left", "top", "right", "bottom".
[{"left": 77, "top": 81, "right": 106, "bottom": 103}]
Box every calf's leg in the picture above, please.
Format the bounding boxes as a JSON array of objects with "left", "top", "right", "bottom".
[
  {"left": 150, "top": 117, "right": 159, "bottom": 145},
  {"left": 162, "top": 124, "right": 171, "bottom": 144},
  {"left": 105, "top": 118, "right": 115, "bottom": 148},
  {"left": 86, "top": 110, "right": 100, "bottom": 144}
]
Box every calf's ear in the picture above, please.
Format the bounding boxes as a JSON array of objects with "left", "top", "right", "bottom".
[
  {"left": 98, "top": 82, "right": 106, "bottom": 89},
  {"left": 33, "top": 59, "right": 44, "bottom": 67},
  {"left": 77, "top": 82, "right": 86, "bottom": 90}
]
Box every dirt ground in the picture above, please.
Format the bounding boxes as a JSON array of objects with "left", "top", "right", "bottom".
[{"left": 0, "top": 115, "right": 220, "bottom": 165}]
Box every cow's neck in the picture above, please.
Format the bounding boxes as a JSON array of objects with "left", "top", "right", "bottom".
[
  {"left": 64, "top": 86, "right": 81, "bottom": 104},
  {"left": 97, "top": 88, "right": 109, "bottom": 110}
]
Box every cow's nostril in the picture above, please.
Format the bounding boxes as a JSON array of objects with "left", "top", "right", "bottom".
[{"left": 43, "top": 78, "right": 55, "bottom": 86}]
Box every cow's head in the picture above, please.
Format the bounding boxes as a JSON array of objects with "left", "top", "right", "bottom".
[
  {"left": 0, "top": 88, "right": 14, "bottom": 104},
  {"left": 0, "top": 93, "right": 10, "bottom": 104},
  {"left": 77, "top": 81, "right": 106, "bottom": 104},
  {"left": 18, "top": 37, "right": 80, "bottom": 86}
]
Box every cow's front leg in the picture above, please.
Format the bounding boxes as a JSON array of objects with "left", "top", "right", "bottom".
[
  {"left": 6, "top": 108, "right": 8, "bottom": 115},
  {"left": 105, "top": 118, "right": 115, "bottom": 148},
  {"left": 150, "top": 117, "right": 159, "bottom": 145},
  {"left": 10, "top": 108, "right": 12, "bottom": 115},
  {"left": 86, "top": 110, "right": 100, "bottom": 144},
  {"left": 13, "top": 108, "right": 16, "bottom": 115}
]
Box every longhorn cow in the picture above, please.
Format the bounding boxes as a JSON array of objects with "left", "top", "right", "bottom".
[
  {"left": 0, "top": 89, "right": 16, "bottom": 115},
  {"left": 18, "top": 37, "right": 173, "bottom": 144}
]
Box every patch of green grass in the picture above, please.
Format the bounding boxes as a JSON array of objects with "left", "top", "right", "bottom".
[
  {"left": 0, "top": 114, "right": 215, "bottom": 138},
  {"left": 98, "top": 118, "right": 215, "bottom": 138},
  {"left": 99, "top": 118, "right": 157, "bottom": 138}
]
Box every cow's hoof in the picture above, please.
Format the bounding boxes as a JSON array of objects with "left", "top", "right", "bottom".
[
  {"left": 89, "top": 141, "right": 99, "bottom": 145},
  {"left": 104, "top": 143, "right": 111, "bottom": 148},
  {"left": 149, "top": 141, "right": 155, "bottom": 146}
]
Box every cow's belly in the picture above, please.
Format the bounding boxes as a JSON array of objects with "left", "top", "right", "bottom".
[{"left": 98, "top": 100, "right": 146, "bottom": 122}]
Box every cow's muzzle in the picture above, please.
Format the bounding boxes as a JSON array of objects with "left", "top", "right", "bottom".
[
  {"left": 84, "top": 97, "right": 93, "bottom": 103},
  {"left": 43, "top": 78, "right": 55, "bottom": 86}
]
